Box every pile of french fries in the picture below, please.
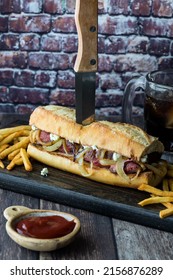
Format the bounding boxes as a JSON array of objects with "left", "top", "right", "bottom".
[
  {"left": 0, "top": 125, "right": 32, "bottom": 171},
  {"left": 138, "top": 162, "right": 173, "bottom": 219}
]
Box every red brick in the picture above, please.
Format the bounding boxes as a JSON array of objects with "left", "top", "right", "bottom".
[
  {"left": 139, "top": 18, "right": 167, "bottom": 36},
  {"left": 62, "top": 35, "right": 78, "bottom": 53},
  {"left": 96, "top": 107, "right": 122, "bottom": 118},
  {"left": 29, "top": 53, "right": 70, "bottom": 70},
  {"left": 108, "top": 0, "right": 129, "bottom": 15},
  {"left": 99, "top": 15, "right": 138, "bottom": 35},
  {"left": 43, "top": 0, "right": 64, "bottom": 14},
  {"left": 99, "top": 73, "right": 121, "bottom": 90},
  {"left": 0, "top": 34, "right": 19, "bottom": 50},
  {"left": 98, "top": 56, "right": 114, "bottom": 72},
  {"left": 127, "top": 36, "right": 149, "bottom": 54},
  {"left": 20, "top": 34, "right": 40, "bottom": 50},
  {"left": 96, "top": 92, "right": 122, "bottom": 107},
  {"left": 148, "top": 38, "right": 170, "bottom": 56},
  {"left": 66, "top": 0, "right": 75, "bottom": 13},
  {"left": 57, "top": 71, "right": 75, "bottom": 88},
  {"left": 35, "top": 71, "right": 57, "bottom": 88},
  {"left": 98, "top": 36, "right": 106, "bottom": 53},
  {"left": 0, "top": 70, "right": 14, "bottom": 85},
  {"left": 0, "top": 104, "right": 15, "bottom": 113},
  {"left": 98, "top": 0, "right": 108, "bottom": 14},
  {"left": 0, "top": 86, "right": 9, "bottom": 102},
  {"left": 41, "top": 35, "right": 62, "bottom": 51},
  {"left": 50, "top": 90, "right": 75, "bottom": 106},
  {"left": 158, "top": 57, "right": 173, "bottom": 70},
  {"left": 9, "top": 15, "right": 51, "bottom": 32},
  {"left": 9, "top": 87, "right": 49, "bottom": 104},
  {"left": 131, "top": 0, "right": 151, "bottom": 16},
  {"left": 167, "top": 19, "right": 173, "bottom": 37},
  {"left": 16, "top": 104, "right": 36, "bottom": 114},
  {"left": 52, "top": 16, "right": 76, "bottom": 33},
  {"left": 114, "top": 54, "right": 157, "bottom": 72},
  {"left": 105, "top": 36, "right": 128, "bottom": 54},
  {"left": 152, "top": 0, "right": 173, "bottom": 17},
  {"left": 0, "top": 17, "right": 8, "bottom": 32},
  {"left": 0, "top": 0, "right": 21, "bottom": 13},
  {"left": 14, "top": 70, "right": 35, "bottom": 87},
  {"left": 22, "top": 0, "right": 42, "bottom": 13},
  {"left": 0, "top": 52, "right": 27, "bottom": 68},
  {"left": 171, "top": 42, "right": 173, "bottom": 55}
]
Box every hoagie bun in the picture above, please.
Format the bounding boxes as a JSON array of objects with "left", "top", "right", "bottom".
[{"left": 27, "top": 105, "right": 166, "bottom": 188}]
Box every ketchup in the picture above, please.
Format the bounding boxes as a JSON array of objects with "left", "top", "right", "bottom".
[{"left": 15, "top": 215, "right": 76, "bottom": 239}]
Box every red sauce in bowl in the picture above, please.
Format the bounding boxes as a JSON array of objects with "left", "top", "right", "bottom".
[{"left": 15, "top": 215, "right": 76, "bottom": 239}]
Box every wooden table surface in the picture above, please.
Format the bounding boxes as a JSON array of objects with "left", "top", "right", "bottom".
[{"left": 0, "top": 113, "right": 173, "bottom": 260}]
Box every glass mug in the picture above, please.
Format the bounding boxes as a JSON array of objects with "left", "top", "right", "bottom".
[{"left": 122, "top": 70, "right": 173, "bottom": 152}]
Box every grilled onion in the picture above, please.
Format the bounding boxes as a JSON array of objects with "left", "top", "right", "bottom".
[
  {"left": 145, "top": 163, "right": 165, "bottom": 177},
  {"left": 43, "top": 139, "right": 63, "bottom": 152},
  {"left": 75, "top": 147, "right": 91, "bottom": 162},
  {"left": 78, "top": 158, "right": 93, "bottom": 177},
  {"left": 99, "top": 159, "right": 116, "bottom": 166},
  {"left": 116, "top": 156, "right": 131, "bottom": 183},
  {"left": 98, "top": 149, "right": 106, "bottom": 159}
]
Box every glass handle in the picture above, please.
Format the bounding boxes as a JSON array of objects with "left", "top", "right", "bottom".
[{"left": 122, "top": 75, "right": 146, "bottom": 124}]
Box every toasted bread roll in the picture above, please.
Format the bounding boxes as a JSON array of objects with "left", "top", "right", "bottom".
[
  {"left": 29, "top": 105, "right": 164, "bottom": 161},
  {"left": 28, "top": 105, "right": 166, "bottom": 188}
]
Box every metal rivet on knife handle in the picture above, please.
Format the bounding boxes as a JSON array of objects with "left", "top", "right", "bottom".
[
  {"left": 90, "top": 59, "right": 96, "bottom": 65},
  {"left": 90, "top": 26, "right": 96, "bottom": 32}
]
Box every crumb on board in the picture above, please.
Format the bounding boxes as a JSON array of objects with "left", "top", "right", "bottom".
[{"left": 41, "top": 167, "right": 49, "bottom": 177}]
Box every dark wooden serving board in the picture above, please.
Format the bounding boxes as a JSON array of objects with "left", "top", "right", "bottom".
[{"left": 0, "top": 115, "right": 173, "bottom": 233}]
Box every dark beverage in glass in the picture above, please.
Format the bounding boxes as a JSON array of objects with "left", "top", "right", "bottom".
[
  {"left": 144, "top": 94, "right": 173, "bottom": 151},
  {"left": 122, "top": 69, "right": 173, "bottom": 152}
]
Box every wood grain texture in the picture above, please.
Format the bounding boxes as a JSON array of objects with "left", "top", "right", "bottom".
[
  {"left": 112, "top": 218, "right": 173, "bottom": 260},
  {"left": 1, "top": 159, "right": 173, "bottom": 233},
  {"left": 0, "top": 188, "right": 39, "bottom": 260},
  {"left": 74, "top": 0, "right": 97, "bottom": 72}
]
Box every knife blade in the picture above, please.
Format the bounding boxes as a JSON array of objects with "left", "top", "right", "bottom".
[{"left": 74, "top": 0, "right": 98, "bottom": 125}]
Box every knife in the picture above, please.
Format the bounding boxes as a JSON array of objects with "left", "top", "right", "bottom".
[{"left": 74, "top": 0, "right": 98, "bottom": 125}]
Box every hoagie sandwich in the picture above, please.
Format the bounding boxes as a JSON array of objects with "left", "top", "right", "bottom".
[{"left": 27, "top": 105, "right": 166, "bottom": 188}]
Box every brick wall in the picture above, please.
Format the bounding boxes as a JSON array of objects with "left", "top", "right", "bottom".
[{"left": 0, "top": 0, "right": 173, "bottom": 117}]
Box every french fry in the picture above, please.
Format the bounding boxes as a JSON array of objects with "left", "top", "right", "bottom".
[
  {"left": 0, "top": 144, "right": 9, "bottom": 153},
  {"left": 0, "top": 129, "right": 31, "bottom": 146},
  {"left": 8, "top": 148, "right": 20, "bottom": 160},
  {"left": 6, "top": 158, "right": 23, "bottom": 170},
  {"left": 0, "top": 125, "right": 31, "bottom": 135},
  {"left": 15, "top": 158, "right": 23, "bottom": 165},
  {"left": 0, "top": 136, "right": 30, "bottom": 159},
  {"left": 160, "top": 207, "right": 173, "bottom": 219},
  {"left": 6, "top": 152, "right": 21, "bottom": 170},
  {"left": 138, "top": 196, "right": 173, "bottom": 206},
  {"left": 138, "top": 183, "right": 173, "bottom": 197},
  {"left": 0, "top": 131, "right": 23, "bottom": 146},
  {"left": 20, "top": 148, "right": 32, "bottom": 171},
  {"left": 0, "top": 159, "right": 5, "bottom": 169},
  {"left": 17, "top": 136, "right": 28, "bottom": 142}
]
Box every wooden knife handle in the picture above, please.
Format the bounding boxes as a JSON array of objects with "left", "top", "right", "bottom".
[{"left": 74, "top": 0, "right": 98, "bottom": 72}]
